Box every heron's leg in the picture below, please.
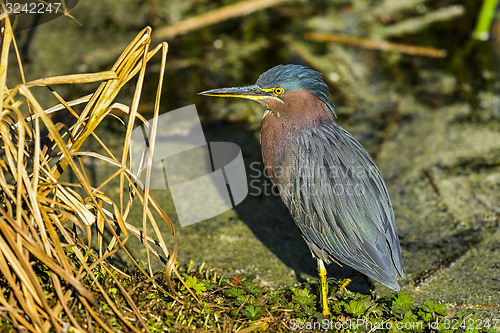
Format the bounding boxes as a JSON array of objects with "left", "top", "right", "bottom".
[
  {"left": 317, "top": 259, "right": 331, "bottom": 315},
  {"left": 361, "top": 273, "right": 376, "bottom": 294},
  {"left": 339, "top": 271, "right": 359, "bottom": 292}
]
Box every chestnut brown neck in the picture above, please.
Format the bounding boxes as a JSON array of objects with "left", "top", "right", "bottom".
[{"left": 260, "top": 89, "right": 335, "bottom": 184}]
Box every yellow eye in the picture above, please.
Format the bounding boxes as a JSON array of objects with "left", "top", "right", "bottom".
[{"left": 274, "top": 87, "right": 284, "bottom": 95}]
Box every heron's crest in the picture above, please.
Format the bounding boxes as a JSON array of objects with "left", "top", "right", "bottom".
[{"left": 256, "top": 64, "right": 336, "bottom": 116}]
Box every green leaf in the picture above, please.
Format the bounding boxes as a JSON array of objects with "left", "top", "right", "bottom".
[
  {"left": 225, "top": 287, "right": 245, "bottom": 298},
  {"left": 242, "top": 305, "right": 262, "bottom": 320},
  {"left": 422, "top": 299, "right": 447, "bottom": 316},
  {"left": 193, "top": 283, "right": 207, "bottom": 295},
  {"left": 183, "top": 276, "right": 207, "bottom": 295},
  {"left": 185, "top": 276, "right": 198, "bottom": 288},
  {"left": 344, "top": 299, "right": 368, "bottom": 317},
  {"left": 242, "top": 280, "right": 263, "bottom": 295},
  {"left": 392, "top": 292, "right": 415, "bottom": 314},
  {"left": 291, "top": 288, "right": 316, "bottom": 307}
]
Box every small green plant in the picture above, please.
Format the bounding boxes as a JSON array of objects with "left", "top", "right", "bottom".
[
  {"left": 344, "top": 298, "right": 370, "bottom": 317},
  {"left": 400, "top": 311, "right": 423, "bottom": 332},
  {"left": 290, "top": 287, "right": 317, "bottom": 316},
  {"left": 291, "top": 287, "right": 316, "bottom": 307},
  {"left": 392, "top": 292, "right": 415, "bottom": 315},
  {"left": 225, "top": 286, "right": 246, "bottom": 298},
  {"left": 242, "top": 305, "right": 263, "bottom": 320},
  {"left": 329, "top": 300, "right": 346, "bottom": 315},
  {"left": 418, "top": 299, "right": 447, "bottom": 321},
  {"left": 182, "top": 275, "right": 207, "bottom": 295},
  {"left": 242, "top": 280, "right": 263, "bottom": 295}
]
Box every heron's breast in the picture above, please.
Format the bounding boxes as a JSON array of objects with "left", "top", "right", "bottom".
[
  {"left": 260, "top": 113, "right": 297, "bottom": 185},
  {"left": 260, "top": 89, "right": 335, "bottom": 185}
]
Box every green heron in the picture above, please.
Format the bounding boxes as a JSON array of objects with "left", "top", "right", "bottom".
[{"left": 199, "top": 64, "right": 404, "bottom": 315}]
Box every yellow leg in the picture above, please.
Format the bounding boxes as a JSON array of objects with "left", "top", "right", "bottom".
[
  {"left": 317, "top": 259, "right": 331, "bottom": 315},
  {"left": 339, "top": 277, "right": 352, "bottom": 292},
  {"left": 339, "top": 271, "right": 359, "bottom": 292}
]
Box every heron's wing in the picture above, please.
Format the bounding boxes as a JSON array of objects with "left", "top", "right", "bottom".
[{"left": 279, "top": 123, "right": 404, "bottom": 290}]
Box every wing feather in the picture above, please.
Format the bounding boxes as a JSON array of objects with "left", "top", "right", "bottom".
[{"left": 277, "top": 123, "right": 405, "bottom": 290}]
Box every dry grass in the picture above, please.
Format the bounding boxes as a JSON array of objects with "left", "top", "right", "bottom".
[{"left": 0, "top": 12, "right": 188, "bottom": 332}]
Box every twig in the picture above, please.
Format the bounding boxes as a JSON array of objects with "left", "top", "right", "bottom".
[
  {"left": 283, "top": 35, "right": 379, "bottom": 108},
  {"left": 84, "top": 0, "right": 284, "bottom": 66},
  {"left": 381, "top": 5, "right": 465, "bottom": 37},
  {"left": 305, "top": 31, "right": 446, "bottom": 58},
  {"left": 153, "top": 0, "right": 283, "bottom": 40},
  {"left": 374, "top": 0, "right": 430, "bottom": 16},
  {"left": 445, "top": 302, "right": 500, "bottom": 310}
]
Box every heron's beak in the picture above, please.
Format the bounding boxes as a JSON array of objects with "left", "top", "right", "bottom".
[{"left": 198, "top": 85, "right": 281, "bottom": 104}]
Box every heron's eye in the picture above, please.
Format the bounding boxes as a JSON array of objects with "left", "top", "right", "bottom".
[{"left": 274, "top": 87, "right": 284, "bottom": 95}]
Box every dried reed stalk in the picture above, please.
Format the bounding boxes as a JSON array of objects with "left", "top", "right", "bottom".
[
  {"left": 305, "top": 31, "right": 447, "bottom": 58},
  {"left": 0, "top": 11, "right": 186, "bottom": 332}
]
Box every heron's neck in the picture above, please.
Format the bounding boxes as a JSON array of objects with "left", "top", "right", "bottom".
[{"left": 260, "top": 89, "right": 335, "bottom": 184}]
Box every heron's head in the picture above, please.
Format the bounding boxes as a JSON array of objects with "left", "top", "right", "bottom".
[{"left": 198, "top": 64, "right": 336, "bottom": 117}]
